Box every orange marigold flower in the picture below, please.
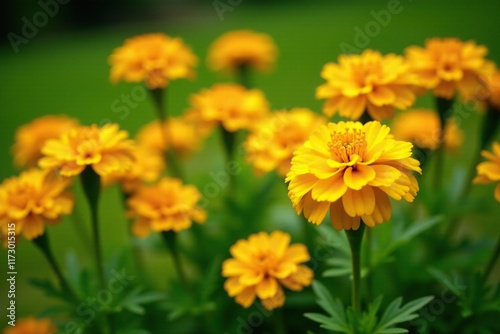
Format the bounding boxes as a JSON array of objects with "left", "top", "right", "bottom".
[
  {"left": 11, "top": 115, "right": 79, "bottom": 168},
  {"left": 109, "top": 33, "right": 197, "bottom": 89},
  {"left": 286, "top": 121, "right": 421, "bottom": 230},
  {"left": 188, "top": 83, "right": 270, "bottom": 132},
  {"left": 474, "top": 142, "right": 500, "bottom": 202},
  {"left": 244, "top": 108, "right": 326, "bottom": 177},
  {"left": 0, "top": 169, "right": 73, "bottom": 240},
  {"left": 316, "top": 49, "right": 416, "bottom": 121},
  {"left": 405, "top": 38, "right": 493, "bottom": 100},
  {"left": 207, "top": 30, "right": 277, "bottom": 73},
  {"left": 102, "top": 146, "right": 165, "bottom": 193},
  {"left": 222, "top": 231, "right": 313, "bottom": 310},
  {"left": 391, "top": 109, "right": 463, "bottom": 152},
  {"left": 39, "top": 124, "right": 135, "bottom": 177},
  {"left": 3, "top": 317, "right": 56, "bottom": 334},
  {"left": 136, "top": 115, "right": 210, "bottom": 158},
  {"left": 127, "top": 177, "right": 206, "bottom": 237}
]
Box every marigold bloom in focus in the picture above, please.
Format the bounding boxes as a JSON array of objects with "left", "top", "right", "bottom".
[
  {"left": 102, "top": 146, "right": 165, "bottom": 193},
  {"left": 316, "top": 50, "right": 416, "bottom": 121},
  {"left": 136, "top": 115, "right": 210, "bottom": 157},
  {"left": 0, "top": 169, "right": 73, "bottom": 240},
  {"left": 39, "top": 124, "right": 135, "bottom": 177},
  {"left": 405, "top": 38, "right": 492, "bottom": 100},
  {"left": 207, "top": 30, "right": 277, "bottom": 73},
  {"left": 12, "top": 115, "right": 79, "bottom": 168},
  {"left": 3, "top": 317, "right": 56, "bottom": 334},
  {"left": 127, "top": 177, "right": 206, "bottom": 236},
  {"left": 222, "top": 231, "right": 313, "bottom": 310},
  {"left": 286, "top": 121, "right": 421, "bottom": 230},
  {"left": 188, "top": 83, "right": 269, "bottom": 132},
  {"left": 391, "top": 109, "right": 463, "bottom": 152},
  {"left": 474, "top": 142, "right": 500, "bottom": 202},
  {"left": 109, "top": 33, "right": 197, "bottom": 89},
  {"left": 244, "top": 108, "right": 326, "bottom": 177}
]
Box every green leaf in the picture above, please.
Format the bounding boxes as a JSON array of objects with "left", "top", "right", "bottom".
[
  {"left": 118, "top": 286, "right": 166, "bottom": 315},
  {"left": 307, "top": 281, "right": 349, "bottom": 332},
  {"left": 373, "top": 296, "right": 433, "bottom": 334}
]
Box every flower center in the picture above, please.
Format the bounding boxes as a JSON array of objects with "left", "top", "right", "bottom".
[{"left": 328, "top": 128, "right": 367, "bottom": 163}]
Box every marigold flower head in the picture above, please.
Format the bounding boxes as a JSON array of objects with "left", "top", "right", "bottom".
[
  {"left": 244, "top": 108, "right": 326, "bottom": 177},
  {"left": 0, "top": 169, "right": 73, "bottom": 240},
  {"left": 207, "top": 30, "right": 277, "bottom": 73},
  {"left": 101, "top": 145, "right": 165, "bottom": 193},
  {"left": 127, "top": 177, "right": 206, "bottom": 237},
  {"left": 11, "top": 115, "right": 79, "bottom": 169},
  {"left": 136, "top": 115, "right": 210, "bottom": 158},
  {"left": 39, "top": 124, "right": 135, "bottom": 177},
  {"left": 474, "top": 142, "right": 500, "bottom": 202},
  {"left": 109, "top": 33, "right": 197, "bottom": 89},
  {"left": 391, "top": 109, "right": 463, "bottom": 152},
  {"left": 3, "top": 317, "right": 56, "bottom": 334},
  {"left": 188, "top": 83, "right": 270, "bottom": 132},
  {"left": 222, "top": 231, "right": 313, "bottom": 310},
  {"left": 405, "top": 38, "right": 493, "bottom": 100},
  {"left": 316, "top": 49, "right": 417, "bottom": 121},
  {"left": 286, "top": 121, "right": 421, "bottom": 230}
]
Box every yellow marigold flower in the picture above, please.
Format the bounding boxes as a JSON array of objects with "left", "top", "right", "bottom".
[
  {"left": 11, "top": 115, "right": 79, "bottom": 168},
  {"left": 188, "top": 83, "right": 270, "bottom": 132},
  {"left": 484, "top": 67, "right": 500, "bottom": 110},
  {"left": 222, "top": 231, "right": 313, "bottom": 310},
  {"left": 136, "top": 115, "right": 210, "bottom": 158},
  {"left": 244, "top": 108, "right": 326, "bottom": 177},
  {"left": 0, "top": 169, "right": 73, "bottom": 240},
  {"left": 39, "top": 124, "right": 135, "bottom": 177},
  {"left": 127, "top": 177, "right": 206, "bottom": 237},
  {"left": 109, "top": 33, "right": 197, "bottom": 89},
  {"left": 102, "top": 146, "right": 165, "bottom": 193},
  {"left": 316, "top": 49, "right": 416, "bottom": 121},
  {"left": 474, "top": 142, "right": 500, "bottom": 202},
  {"left": 286, "top": 121, "right": 421, "bottom": 230},
  {"left": 405, "top": 38, "right": 492, "bottom": 100},
  {"left": 207, "top": 30, "right": 277, "bottom": 73},
  {"left": 3, "top": 317, "right": 56, "bottom": 334},
  {"left": 391, "top": 109, "right": 463, "bottom": 152}
]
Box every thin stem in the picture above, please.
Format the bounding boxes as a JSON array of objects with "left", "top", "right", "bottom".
[
  {"left": 161, "top": 231, "right": 192, "bottom": 295},
  {"left": 483, "top": 233, "right": 500, "bottom": 282},
  {"left": 33, "top": 233, "right": 79, "bottom": 304},
  {"left": 273, "top": 307, "right": 286, "bottom": 334},
  {"left": 237, "top": 63, "right": 251, "bottom": 88},
  {"left": 345, "top": 224, "right": 366, "bottom": 313},
  {"left": 433, "top": 96, "right": 454, "bottom": 192},
  {"left": 364, "top": 227, "right": 373, "bottom": 301}
]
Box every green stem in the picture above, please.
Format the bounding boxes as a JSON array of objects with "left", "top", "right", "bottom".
[
  {"left": 364, "top": 227, "right": 373, "bottom": 301},
  {"left": 33, "top": 233, "right": 79, "bottom": 304},
  {"left": 483, "top": 233, "right": 500, "bottom": 282},
  {"left": 237, "top": 63, "right": 251, "bottom": 88},
  {"left": 273, "top": 307, "right": 286, "bottom": 334},
  {"left": 80, "top": 167, "right": 106, "bottom": 290},
  {"left": 161, "top": 231, "right": 192, "bottom": 295},
  {"left": 345, "top": 224, "right": 366, "bottom": 313},
  {"left": 433, "top": 97, "right": 454, "bottom": 192}
]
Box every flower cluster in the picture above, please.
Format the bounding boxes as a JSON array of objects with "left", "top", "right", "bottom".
[{"left": 222, "top": 231, "right": 313, "bottom": 310}]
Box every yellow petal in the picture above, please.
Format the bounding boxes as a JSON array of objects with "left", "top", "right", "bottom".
[
  {"left": 343, "top": 165, "right": 376, "bottom": 190},
  {"left": 303, "top": 193, "right": 330, "bottom": 224},
  {"left": 256, "top": 277, "right": 278, "bottom": 299},
  {"left": 342, "top": 187, "right": 375, "bottom": 217},
  {"left": 282, "top": 244, "right": 310, "bottom": 264},
  {"left": 222, "top": 259, "right": 251, "bottom": 277},
  {"left": 224, "top": 277, "right": 246, "bottom": 297},
  {"left": 269, "top": 231, "right": 291, "bottom": 258},
  {"left": 311, "top": 174, "right": 347, "bottom": 201},
  {"left": 240, "top": 271, "right": 264, "bottom": 285},
  {"left": 368, "top": 86, "right": 396, "bottom": 106},
  {"left": 235, "top": 286, "right": 257, "bottom": 308}
]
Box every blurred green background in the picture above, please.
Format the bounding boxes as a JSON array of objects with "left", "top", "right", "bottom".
[{"left": 1, "top": 0, "right": 500, "bottom": 332}]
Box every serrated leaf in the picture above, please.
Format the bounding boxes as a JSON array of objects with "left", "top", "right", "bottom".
[
  {"left": 118, "top": 287, "right": 166, "bottom": 315},
  {"left": 373, "top": 296, "right": 433, "bottom": 334},
  {"left": 308, "top": 281, "right": 349, "bottom": 332}
]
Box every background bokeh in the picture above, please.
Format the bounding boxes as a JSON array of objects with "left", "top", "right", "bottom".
[{"left": 1, "top": 0, "right": 500, "bottom": 331}]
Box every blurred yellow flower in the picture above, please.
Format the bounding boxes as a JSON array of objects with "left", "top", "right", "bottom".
[
  {"left": 207, "top": 30, "right": 277, "bottom": 73},
  {"left": 11, "top": 115, "right": 79, "bottom": 169},
  {"left": 405, "top": 38, "right": 492, "bottom": 100},
  {"left": 286, "top": 121, "right": 421, "bottom": 230},
  {"left": 127, "top": 177, "right": 206, "bottom": 237},
  {"left": 3, "top": 317, "right": 56, "bottom": 334},
  {"left": 222, "top": 231, "right": 312, "bottom": 310},
  {"left": 136, "top": 115, "right": 210, "bottom": 158},
  {"left": 316, "top": 49, "right": 416, "bottom": 121},
  {"left": 474, "top": 142, "right": 500, "bottom": 202},
  {"left": 0, "top": 169, "right": 73, "bottom": 240},
  {"left": 102, "top": 145, "right": 165, "bottom": 193},
  {"left": 109, "top": 33, "right": 197, "bottom": 89},
  {"left": 39, "top": 124, "right": 135, "bottom": 177},
  {"left": 244, "top": 108, "right": 326, "bottom": 177},
  {"left": 485, "top": 67, "right": 500, "bottom": 110},
  {"left": 391, "top": 109, "right": 463, "bottom": 152},
  {"left": 188, "top": 83, "right": 270, "bottom": 132}
]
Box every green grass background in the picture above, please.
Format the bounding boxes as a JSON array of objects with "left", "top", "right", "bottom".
[{"left": 1, "top": 0, "right": 500, "bottom": 328}]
